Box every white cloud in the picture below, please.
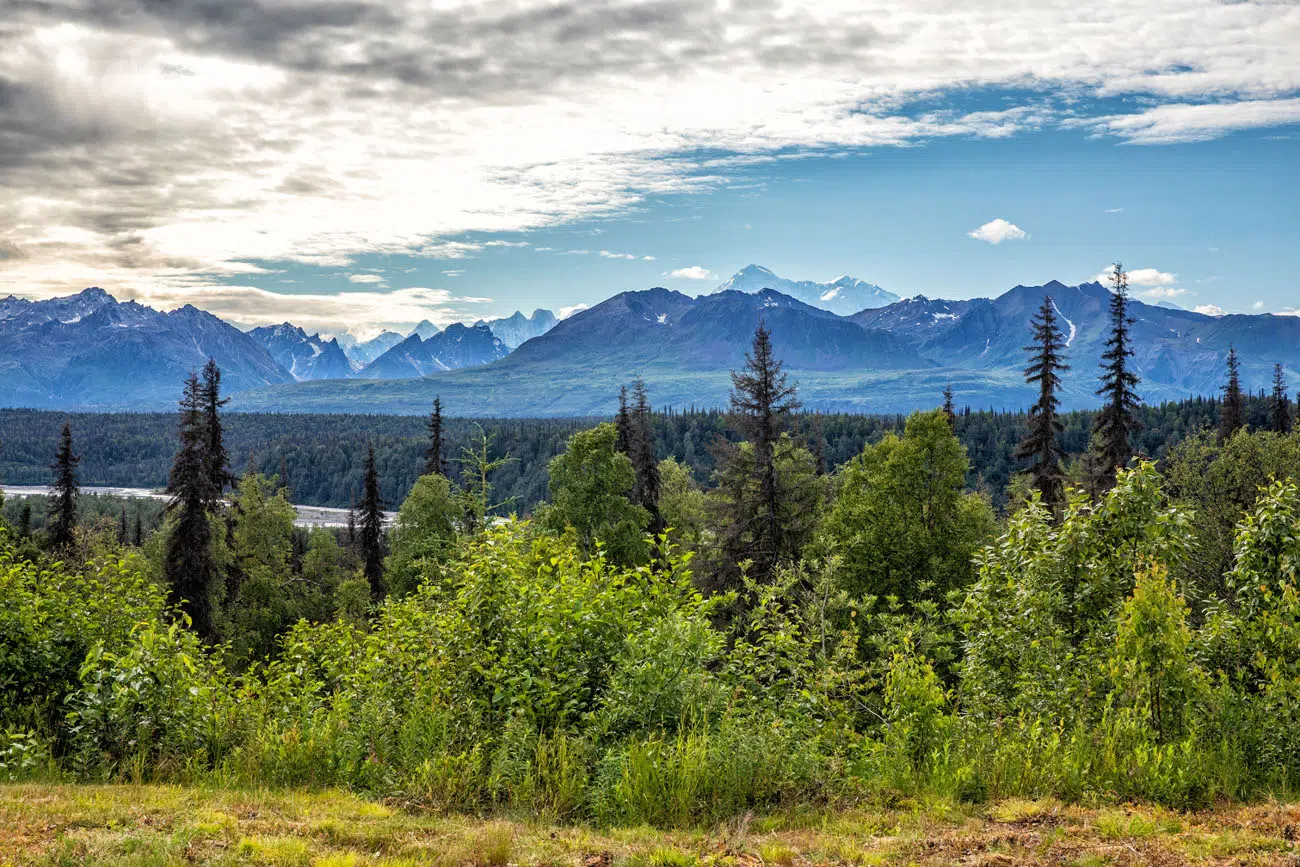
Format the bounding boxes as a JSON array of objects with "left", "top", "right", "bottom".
[
  {"left": 968, "top": 219, "right": 1028, "bottom": 244},
  {"left": 1253, "top": 300, "right": 1266, "bottom": 310},
  {"left": 1098, "top": 264, "right": 1178, "bottom": 287},
  {"left": 2, "top": 0, "right": 1299, "bottom": 323},
  {"left": 347, "top": 273, "right": 385, "bottom": 284},
  {"left": 99, "top": 285, "right": 493, "bottom": 337},
  {"left": 441, "top": 269, "right": 464, "bottom": 277},
  {"left": 1194, "top": 304, "right": 1227, "bottom": 317},
  {"left": 1105, "top": 208, "right": 1124, "bottom": 213},
  {"left": 1138, "top": 287, "right": 1188, "bottom": 299},
  {"left": 1078, "top": 99, "right": 1300, "bottom": 145},
  {"left": 599, "top": 250, "right": 640, "bottom": 260},
  {"left": 558, "top": 303, "right": 589, "bottom": 319},
  {"left": 667, "top": 266, "right": 718, "bottom": 280}
]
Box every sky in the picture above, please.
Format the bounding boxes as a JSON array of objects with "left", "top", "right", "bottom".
[{"left": 1, "top": 0, "right": 1298, "bottom": 338}]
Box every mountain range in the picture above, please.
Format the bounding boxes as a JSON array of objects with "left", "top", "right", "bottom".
[
  {"left": 3, "top": 266, "right": 1297, "bottom": 416},
  {"left": 0, "top": 288, "right": 292, "bottom": 409},
  {"left": 248, "top": 323, "right": 353, "bottom": 381},
  {"left": 715, "top": 265, "right": 899, "bottom": 315},
  {"left": 359, "top": 324, "right": 509, "bottom": 379},
  {"left": 474, "top": 309, "right": 559, "bottom": 350}
]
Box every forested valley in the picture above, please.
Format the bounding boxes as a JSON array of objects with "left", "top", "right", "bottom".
[{"left": 3, "top": 276, "right": 1300, "bottom": 849}]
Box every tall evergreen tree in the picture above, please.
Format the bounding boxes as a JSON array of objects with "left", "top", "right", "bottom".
[
  {"left": 614, "top": 386, "right": 632, "bottom": 455},
  {"left": 117, "top": 506, "right": 129, "bottom": 544},
  {"left": 1015, "top": 297, "right": 1070, "bottom": 512},
  {"left": 1270, "top": 363, "right": 1291, "bottom": 434},
  {"left": 715, "top": 322, "right": 802, "bottom": 586},
  {"left": 200, "top": 359, "right": 231, "bottom": 496},
  {"left": 359, "top": 442, "right": 386, "bottom": 600},
  {"left": 133, "top": 512, "right": 143, "bottom": 546},
  {"left": 425, "top": 396, "right": 447, "bottom": 476},
  {"left": 165, "top": 373, "right": 221, "bottom": 639},
  {"left": 628, "top": 377, "right": 663, "bottom": 535},
  {"left": 941, "top": 384, "right": 956, "bottom": 427},
  {"left": 19, "top": 503, "right": 32, "bottom": 539},
  {"left": 1091, "top": 263, "right": 1142, "bottom": 487},
  {"left": 811, "top": 412, "right": 828, "bottom": 476},
  {"left": 1219, "top": 346, "right": 1245, "bottom": 442},
  {"left": 47, "top": 421, "right": 80, "bottom": 550}
]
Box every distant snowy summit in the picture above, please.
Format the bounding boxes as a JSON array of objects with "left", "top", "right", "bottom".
[{"left": 713, "top": 264, "right": 899, "bottom": 316}]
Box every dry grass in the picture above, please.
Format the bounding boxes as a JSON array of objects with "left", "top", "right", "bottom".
[{"left": 0, "top": 785, "right": 1297, "bottom": 866}]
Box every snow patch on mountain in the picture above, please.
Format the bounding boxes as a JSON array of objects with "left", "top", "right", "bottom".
[{"left": 1051, "top": 299, "right": 1078, "bottom": 347}]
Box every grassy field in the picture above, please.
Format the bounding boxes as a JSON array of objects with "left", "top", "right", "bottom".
[{"left": 1, "top": 786, "right": 1297, "bottom": 866}]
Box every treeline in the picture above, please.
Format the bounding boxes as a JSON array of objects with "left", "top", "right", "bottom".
[{"left": 0, "top": 393, "right": 1283, "bottom": 513}]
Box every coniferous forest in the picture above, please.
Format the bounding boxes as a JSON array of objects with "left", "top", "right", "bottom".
[{"left": 3, "top": 272, "right": 1300, "bottom": 851}]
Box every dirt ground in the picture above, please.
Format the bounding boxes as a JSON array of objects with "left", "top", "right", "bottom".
[{"left": 1, "top": 784, "right": 1297, "bottom": 866}]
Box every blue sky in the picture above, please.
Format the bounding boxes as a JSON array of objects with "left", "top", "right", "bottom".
[{"left": 3, "top": 0, "right": 1298, "bottom": 336}]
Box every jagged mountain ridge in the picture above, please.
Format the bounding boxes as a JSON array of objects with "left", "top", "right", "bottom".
[
  {"left": 474, "top": 308, "right": 559, "bottom": 350},
  {"left": 715, "top": 264, "right": 899, "bottom": 315},
  {"left": 248, "top": 323, "right": 353, "bottom": 381},
  {"left": 0, "top": 288, "right": 293, "bottom": 409},
  {"left": 506, "top": 286, "right": 924, "bottom": 371},
  {"left": 336, "top": 330, "right": 405, "bottom": 365},
  {"left": 358, "top": 323, "right": 509, "bottom": 379}
]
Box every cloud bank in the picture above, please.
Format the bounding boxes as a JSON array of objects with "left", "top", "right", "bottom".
[{"left": 1, "top": 0, "right": 1297, "bottom": 328}]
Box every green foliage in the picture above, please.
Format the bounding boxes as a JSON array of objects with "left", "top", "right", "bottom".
[
  {"left": 656, "top": 457, "right": 710, "bottom": 556},
  {"left": 539, "top": 423, "right": 650, "bottom": 565},
  {"left": 959, "top": 463, "right": 1194, "bottom": 726},
  {"left": 1164, "top": 428, "right": 1300, "bottom": 602},
  {"left": 223, "top": 473, "right": 299, "bottom": 664},
  {"left": 5, "top": 410, "right": 1300, "bottom": 821},
  {"left": 1107, "top": 564, "right": 1206, "bottom": 745},
  {"left": 386, "top": 472, "right": 460, "bottom": 596},
  {"left": 819, "top": 409, "right": 995, "bottom": 621},
  {"left": 0, "top": 546, "right": 167, "bottom": 736},
  {"left": 1202, "top": 479, "right": 1300, "bottom": 782},
  {"left": 881, "top": 639, "right": 949, "bottom": 773},
  {"left": 66, "top": 619, "right": 234, "bottom": 780}
]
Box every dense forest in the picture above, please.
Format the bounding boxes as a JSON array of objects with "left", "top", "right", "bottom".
[
  {"left": 0, "top": 392, "right": 1277, "bottom": 513},
  {"left": 2, "top": 276, "right": 1299, "bottom": 827}
]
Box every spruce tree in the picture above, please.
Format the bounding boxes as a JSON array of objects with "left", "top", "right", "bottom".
[
  {"left": 47, "top": 421, "right": 80, "bottom": 550},
  {"left": 811, "top": 412, "right": 828, "bottom": 476},
  {"left": 19, "top": 503, "right": 32, "bottom": 539},
  {"left": 425, "top": 396, "right": 447, "bottom": 476},
  {"left": 133, "top": 513, "right": 143, "bottom": 546},
  {"left": 716, "top": 322, "right": 802, "bottom": 585},
  {"left": 117, "top": 506, "right": 129, "bottom": 544},
  {"left": 1218, "top": 346, "right": 1245, "bottom": 442},
  {"left": 614, "top": 386, "right": 631, "bottom": 454},
  {"left": 1270, "top": 363, "right": 1291, "bottom": 434},
  {"left": 1015, "top": 297, "right": 1070, "bottom": 512},
  {"left": 1091, "top": 263, "right": 1141, "bottom": 487},
  {"left": 628, "top": 377, "right": 663, "bottom": 535},
  {"left": 200, "top": 359, "right": 231, "bottom": 496},
  {"left": 359, "top": 442, "right": 386, "bottom": 600},
  {"left": 165, "top": 372, "right": 221, "bottom": 639},
  {"left": 941, "top": 384, "right": 956, "bottom": 427}
]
